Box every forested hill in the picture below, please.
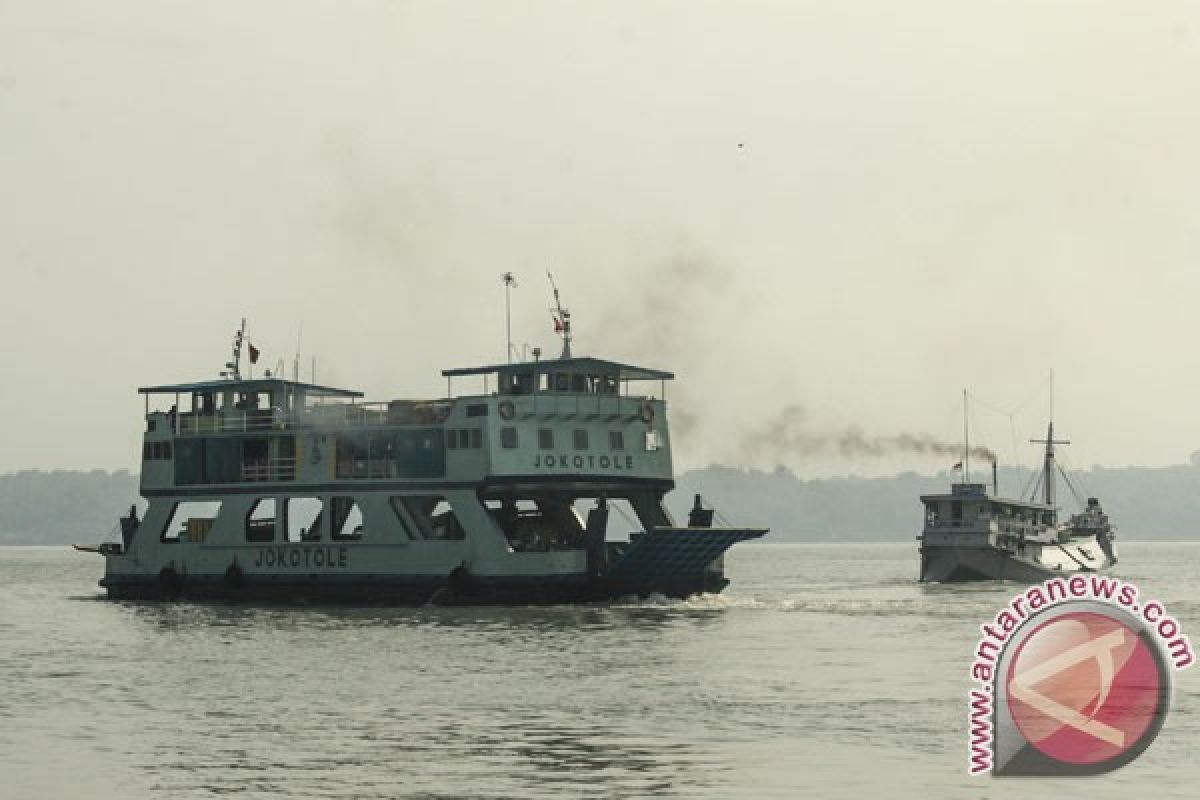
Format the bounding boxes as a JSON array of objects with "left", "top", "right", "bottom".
[
  {"left": 669, "top": 464, "right": 1200, "bottom": 541},
  {"left": 3, "top": 465, "right": 1200, "bottom": 545},
  {"left": 0, "top": 470, "right": 139, "bottom": 545}
]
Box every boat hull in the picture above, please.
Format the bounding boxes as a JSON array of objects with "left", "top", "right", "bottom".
[
  {"left": 919, "top": 535, "right": 1117, "bottom": 584},
  {"left": 98, "top": 572, "right": 730, "bottom": 605},
  {"left": 97, "top": 527, "right": 767, "bottom": 605}
]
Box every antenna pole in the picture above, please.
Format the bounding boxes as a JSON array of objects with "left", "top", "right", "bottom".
[
  {"left": 294, "top": 322, "right": 303, "bottom": 383},
  {"left": 502, "top": 272, "right": 517, "bottom": 363},
  {"left": 963, "top": 389, "right": 970, "bottom": 483},
  {"left": 547, "top": 271, "right": 572, "bottom": 359},
  {"left": 226, "top": 319, "right": 246, "bottom": 380}
]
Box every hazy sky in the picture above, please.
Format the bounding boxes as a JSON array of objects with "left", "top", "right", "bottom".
[{"left": 4, "top": 1, "right": 1200, "bottom": 477}]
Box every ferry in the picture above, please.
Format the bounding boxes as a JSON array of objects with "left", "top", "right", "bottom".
[
  {"left": 918, "top": 413, "right": 1117, "bottom": 583},
  {"left": 79, "top": 311, "right": 767, "bottom": 604}
]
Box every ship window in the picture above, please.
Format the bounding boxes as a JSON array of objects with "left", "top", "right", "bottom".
[
  {"left": 951, "top": 501, "right": 962, "bottom": 522},
  {"left": 501, "top": 427, "right": 518, "bottom": 449},
  {"left": 386, "top": 497, "right": 419, "bottom": 540},
  {"left": 554, "top": 373, "right": 569, "bottom": 392},
  {"left": 466, "top": 403, "right": 488, "bottom": 417},
  {"left": 446, "top": 430, "right": 458, "bottom": 450},
  {"left": 160, "top": 442, "right": 172, "bottom": 459},
  {"left": 571, "top": 374, "right": 588, "bottom": 392},
  {"left": 143, "top": 442, "right": 153, "bottom": 459},
  {"left": 397, "top": 495, "right": 465, "bottom": 540},
  {"left": 246, "top": 498, "right": 277, "bottom": 542},
  {"left": 469, "top": 428, "right": 483, "bottom": 448},
  {"left": 609, "top": 431, "right": 625, "bottom": 450},
  {"left": 162, "top": 501, "right": 222, "bottom": 543},
  {"left": 601, "top": 375, "right": 618, "bottom": 395},
  {"left": 512, "top": 373, "right": 535, "bottom": 395},
  {"left": 331, "top": 496, "right": 364, "bottom": 541},
  {"left": 538, "top": 429, "right": 554, "bottom": 450},
  {"left": 286, "top": 497, "right": 324, "bottom": 542},
  {"left": 573, "top": 429, "right": 589, "bottom": 450},
  {"left": 482, "top": 494, "right": 586, "bottom": 551},
  {"left": 338, "top": 430, "right": 445, "bottom": 479}
]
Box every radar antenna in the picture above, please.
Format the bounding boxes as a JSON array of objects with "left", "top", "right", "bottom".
[
  {"left": 221, "top": 319, "right": 246, "bottom": 380},
  {"left": 547, "top": 271, "right": 572, "bottom": 359}
]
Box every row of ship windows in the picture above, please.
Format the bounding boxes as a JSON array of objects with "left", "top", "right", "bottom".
[
  {"left": 499, "top": 428, "right": 624, "bottom": 451},
  {"left": 150, "top": 428, "right": 627, "bottom": 458},
  {"left": 144, "top": 441, "right": 173, "bottom": 460},
  {"left": 160, "top": 495, "right": 466, "bottom": 544}
]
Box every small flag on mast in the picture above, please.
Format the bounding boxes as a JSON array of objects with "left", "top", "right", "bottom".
[
  {"left": 951, "top": 461, "right": 962, "bottom": 471},
  {"left": 248, "top": 343, "right": 260, "bottom": 364}
]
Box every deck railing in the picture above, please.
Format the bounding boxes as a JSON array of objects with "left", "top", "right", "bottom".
[{"left": 241, "top": 457, "right": 297, "bottom": 482}]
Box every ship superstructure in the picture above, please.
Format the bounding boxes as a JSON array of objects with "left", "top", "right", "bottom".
[{"left": 83, "top": 320, "right": 766, "bottom": 603}]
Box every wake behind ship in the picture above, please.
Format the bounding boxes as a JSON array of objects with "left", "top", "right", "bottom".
[{"left": 79, "top": 318, "right": 766, "bottom": 604}]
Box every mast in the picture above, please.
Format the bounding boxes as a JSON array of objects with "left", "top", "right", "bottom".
[
  {"left": 962, "top": 389, "right": 969, "bottom": 483},
  {"left": 548, "top": 272, "right": 572, "bottom": 359},
  {"left": 1030, "top": 421, "right": 1071, "bottom": 517},
  {"left": 502, "top": 272, "right": 518, "bottom": 363},
  {"left": 222, "top": 319, "right": 246, "bottom": 381}
]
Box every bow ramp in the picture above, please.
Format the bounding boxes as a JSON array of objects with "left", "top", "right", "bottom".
[{"left": 604, "top": 527, "right": 767, "bottom": 580}]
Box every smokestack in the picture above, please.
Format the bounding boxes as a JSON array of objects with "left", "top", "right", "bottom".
[{"left": 993, "top": 460, "right": 998, "bottom": 497}]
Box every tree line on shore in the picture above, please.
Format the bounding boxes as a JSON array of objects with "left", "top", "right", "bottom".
[{"left": 4, "top": 464, "right": 1200, "bottom": 545}]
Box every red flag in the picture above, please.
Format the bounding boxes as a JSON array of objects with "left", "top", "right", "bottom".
[
  {"left": 553, "top": 316, "right": 563, "bottom": 333},
  {"left": 951, "top": 461, "right": 962, "bottom": 471},
  {"left": 248, "top": 343, "right": 260, "bottom": 364}
]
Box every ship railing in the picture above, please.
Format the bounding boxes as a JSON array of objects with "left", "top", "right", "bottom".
[
  {"left": 170, "top": 409, "right": 288, "bottom": 435},
  {"left": 167, "top": 400, "right": 455, "bottom": 435},
  {"left": 241, "top": 457, "right": 297, "bottom": 482}
]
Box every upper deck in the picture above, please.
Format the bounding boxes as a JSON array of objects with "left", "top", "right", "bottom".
[
  {"left": 920, "top": 482, "right": 1056, "bottom": 536},
  {"left": 138, "top": 357, "right": 676, "bottom": 494}
]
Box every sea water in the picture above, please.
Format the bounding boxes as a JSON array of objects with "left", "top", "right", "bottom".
[{"left": 1, "top": 542, "right": 1196, "bottom": 799}]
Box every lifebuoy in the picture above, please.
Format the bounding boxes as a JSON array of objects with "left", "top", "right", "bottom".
[
  {"left": 498, "top": 401, "right": 515, "bottom": 420},
  {"left": 639, "top": 402, "right": 655, "bottom": 424}
]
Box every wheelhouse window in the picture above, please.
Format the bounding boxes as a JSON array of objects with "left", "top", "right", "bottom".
[
  {"left": 286, "top": 497, "right": 323, "bottom": 542},
  {"left": 162, "top": 501, "right": 222, "bottom": 543}
]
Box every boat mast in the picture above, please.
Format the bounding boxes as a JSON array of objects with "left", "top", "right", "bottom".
[
  {"left": 548, "top": 272, "right": 572, "bottom": 359},
  {"left": 963, "top": 388, "right": 969, "bottom": 483},
  {"left": 1029, "top": 374, "right": 1070, "bottom": 519},
  {"left": 502, "top": 272, "right": 518, "bottom": 363},
  {"left": 222, "top": 319, "right": 246, "bottom": 381}
]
